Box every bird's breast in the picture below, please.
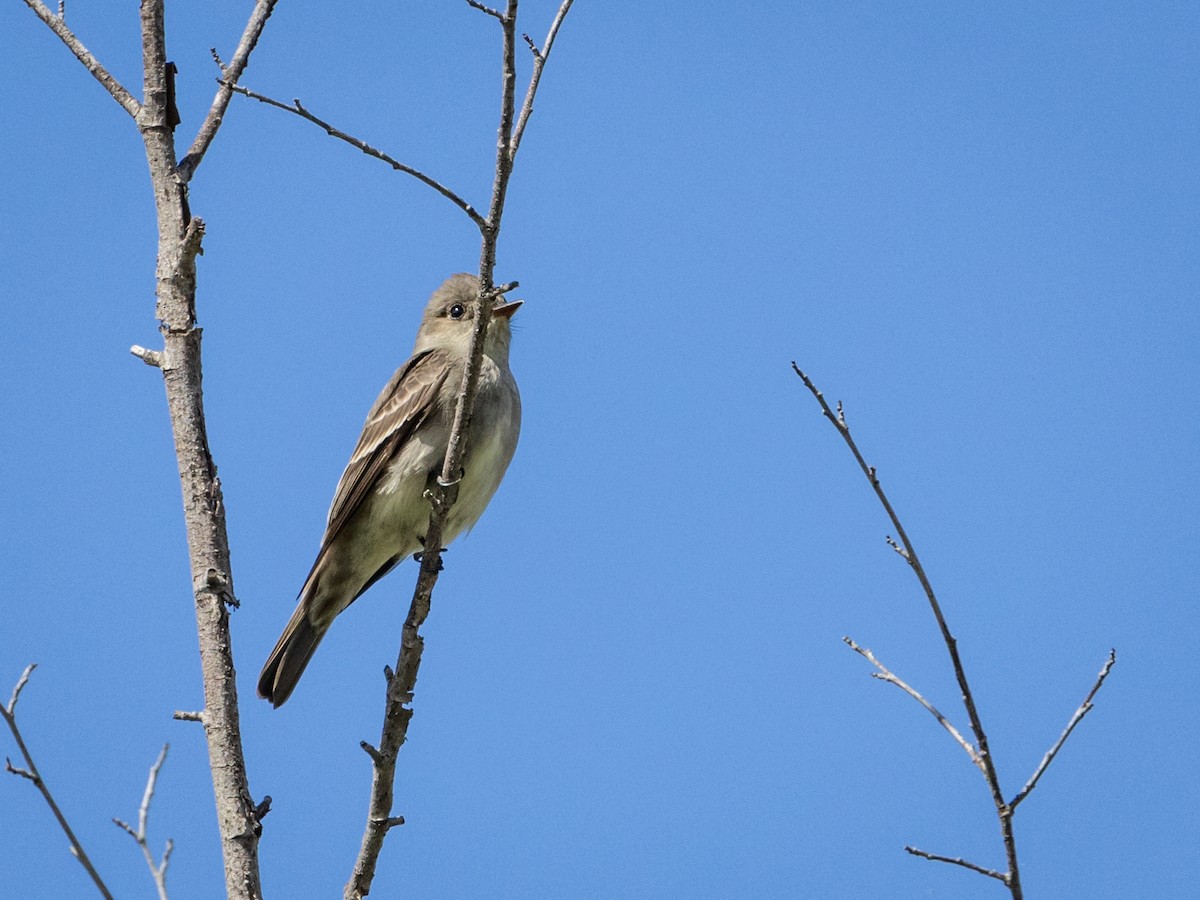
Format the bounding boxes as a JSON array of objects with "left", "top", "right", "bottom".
[{"left": 447, "top": 363, "right": 521, "bottom": 538}]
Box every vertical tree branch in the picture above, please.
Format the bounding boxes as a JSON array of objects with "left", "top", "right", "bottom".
[
  {"left": 134, "top": 6, "right": 264, "bottom": 895},
  {"left": 135, "top": 2, "right": 278, "bottom": 896},
  {"left": 345, "top": 2, "right": 573, "bottom": 896},
  {"left": 19, "top": 1, "right": 278, "bottom": 894},
  {"left": 2, "top": 665, "right": 115, "bottom": 900},
  {"left": 112, "top": 744, "right": 174, "bottom": 900}
]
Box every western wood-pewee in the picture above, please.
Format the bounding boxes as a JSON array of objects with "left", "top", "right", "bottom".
[{"left": 258, "top": 273, "right": 522, "bottom": 707}]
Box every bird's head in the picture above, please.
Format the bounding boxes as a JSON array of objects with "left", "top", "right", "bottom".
[{"left": 414, "top": 273, "right": 521, "bottom": 360}]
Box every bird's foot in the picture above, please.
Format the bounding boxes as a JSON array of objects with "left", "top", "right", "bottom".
[
  {"left": 436, "top": 466, "right": 466, "bottom": 489},
  {"left": 412, "top": 540, "right": 448, "bottom": 570}
]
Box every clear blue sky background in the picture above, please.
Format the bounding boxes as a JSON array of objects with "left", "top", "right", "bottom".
[{"left": 2, "top": 2, "right": 1196, "bottom": 898}]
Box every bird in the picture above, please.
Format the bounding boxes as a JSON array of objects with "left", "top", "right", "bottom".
[{"left": 258, "top": 273, "right": 522, "bottom": 707}]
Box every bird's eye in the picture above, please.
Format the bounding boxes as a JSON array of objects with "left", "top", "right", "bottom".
[{"left": 449, "top": 304, "right": 466, "bottom": 319}]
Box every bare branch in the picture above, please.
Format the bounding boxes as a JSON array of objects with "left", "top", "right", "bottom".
[
  {"left": 350, "top": 12, "right": 524, "bottom": 887},
  {"left": 510, "top": 0, "right": 574, "bottom": 160},
  {"left": 178, "top": 0, "right": 280, "bottom": 180},
  {"left": 345, "top": 2, "right": 572, "bottom": 896},
  {"left": 21, "top": 0, "right": 276, "bottom": 894},
  {"left": 140, "top": 747, "right": 167, "bottom": 849},
  {"left": 18, "top": 0, "right": 140, "bottom": 118},
  {"left": 906, "top": 846, "right": 1008, "bottom": 882},
  {"left": 161, "top": 842, "right": 175, "bottom": 882},
  {"left": 5, "top": 758, "right": 36, "bottom": 781},
  {"left": 134, "top": 3, "right": 266, "bottom": 894},
  {"left": 112, "top": 744, "right": 173, "bottom": 900},
  {"left": 131, "top": 345, "right": 165, "bottom": 368},
  {"left": 6, "top": 663, "right": 36, "bottom": 715},
  {"left": 843, "top": 638, "right": 983, "bottom": 771},
  {"left": 171, "top": 710, "right": 205, "bottom": 723},
  {"left": 1, "top": 667, "right": 114, "bottom": 899},
  {"left": 1009, "top": 649, "right": 1117, "bottom": 811},
  {"left": 793, "top": 363, "right": 1023, "bottom": 895},
  {"left": 112, "top": 817, "right": 137, "bottom": 838},
  {"left": 229, "top": 84, "right": 488, "bottom": 231},
  {"left": 464, "top": 0, "right": 504, "bottom": 19}
]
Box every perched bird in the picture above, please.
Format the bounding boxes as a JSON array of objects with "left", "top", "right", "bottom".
[{"left": 258, "top": 273, "right": 522, "bottom": 707}]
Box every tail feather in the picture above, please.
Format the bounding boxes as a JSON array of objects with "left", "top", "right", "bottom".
[{"left": 258, "top": 604, "right": 325, "bottom": 707}]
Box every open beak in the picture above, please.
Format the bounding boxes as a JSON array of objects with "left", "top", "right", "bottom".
[{"left": 492, "top": 298, "right": 522, "bottom": 320}]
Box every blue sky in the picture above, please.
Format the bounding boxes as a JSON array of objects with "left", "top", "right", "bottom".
[{"left": 2, "top": 2, "right": 1196, "bottom": 897}]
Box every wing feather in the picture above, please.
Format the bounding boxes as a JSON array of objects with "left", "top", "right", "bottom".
[{"left": 322, "top": 348, "right": 451, "bottom": 547}]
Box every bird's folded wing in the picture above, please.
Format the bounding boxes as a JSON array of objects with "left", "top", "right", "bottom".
[{"left": 322, "top": 348, "right": 453, "bottom": 546}]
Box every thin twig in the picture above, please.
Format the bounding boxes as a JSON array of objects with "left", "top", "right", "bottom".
[
  {"left": 228, "top": 84, "right": 487, "bottom": 231},
  {"left": 1, "top": 666, "right": 115, "bottom": 900},
  {"left": 130, "top": 345, "right": 165, "bottom": 368},
  {"left": 112, "top": 744, "right": 173, "bottom": 900},
  {"left": 6, "top": 664, "right": 35, "bottom": 715},
  {"left": 906, "top": 846, "right": 1008, "bottom": 882},
  {"left": 178, "top": 0, "right": 280, "bottom": 180},
  {"left": 793, "top": 363, "right": 1023, "bottom": 897},
  {"left": 464, "top": 0, "right": 504, "bottom": 20},
  {"left": 18, "top": 0, "right": 140, "bottom": 118},
  {"left": 843, "top": 638, "right": 983, "bottom": 771},
  {"left": 510, "top": 0, "right": 574, "bottom": 159},
  {"left": 1010, "top": 649, "right": 1116, "bottom": 811}
]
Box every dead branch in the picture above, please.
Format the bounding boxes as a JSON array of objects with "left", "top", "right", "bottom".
[
  {"left": 18, "top": 0, "right": 140, "bottom": 117},
  {"left": 178, "top": 0, "right": 278, "bottom": 180},
  {"left": 112, "top": 744, "right": 173, "bottom": 900},
  {"left": 229, "top": 0, "right": 572, "bottom": 235},
  {"left": 225, "top": 84, "right": 487, "bottom": 230},
  {"left": 19, "top": 1, "right": 281, "bottom": 896},
  {"left": 905, "top": 846, "right": 1008, "bottom": 882},
  {"left": 2, "top": 665, "right": 114, "bottom": 899},
  {"left": 843, "top": 637, "right": 982, "bottom": 770},
  {"left": 510, "top": 0, "right": 574, "bottom": 159},
  {"left": 793, "top": 363, "right": 1021, "bottom": 894},
  {"left": 794, "top": 364, "right": 1119, "bottom": 898},
  {"left": 1010, "top": 649, "right": 1117, "bottom": 811},
  {"left": 343, "top": 2, "right": 574, "bottom": 896}
]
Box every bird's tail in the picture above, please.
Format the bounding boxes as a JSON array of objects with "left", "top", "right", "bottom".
[{"left": 258, "top": 602, "right": 326, "bottom": 707}]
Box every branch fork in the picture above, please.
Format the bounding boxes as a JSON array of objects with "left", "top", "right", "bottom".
[
  {"left": 112, "top": 744, "right": 174, "bottom": 900},
  {"left": 3, "top": 665, "right": 115, "bottom": 899},
  {"left": 793, "top": 363, "right": 1117, "bottom": 899}
]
